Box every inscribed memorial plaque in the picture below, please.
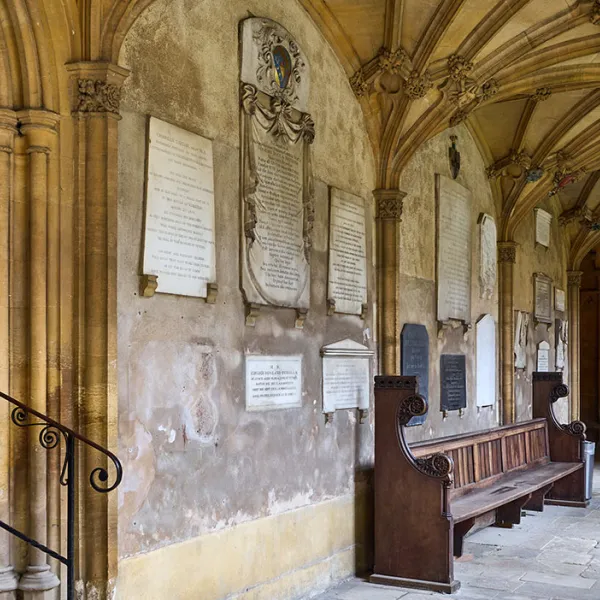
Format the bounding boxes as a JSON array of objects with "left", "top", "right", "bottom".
[
  {"left": 479, "top": 214, "right": 497, "bottom": 300},
  {"left": 327, "top": 189, "right": 367, "bottom": 316},
  {"left": 240, "top": 18, "right": 314, "bottom": 312},
  {"left": 142, "top": 117, "right": 216, "bottom": 297},
  {"left": 321, "top": 339, "right": 373, "bottom": 414},
  {"left": 534, "top": 273, "right": 552, "bottom": 324},
  {"left": 441, "top": 354, "right": 467, "bottom": 411},
  {"left": 401, "top": 324, "right": 429, "bottom": 426},
  {"left": 476, "top": 315, "right": 496, "bottom": 407},
  {"left": 537, "top": 341, "right": 550, "bottom": 372},
  {"left": 535, "top": 208, "right": 552, "bottom": 248},
  {"left": 436, "top": 175, "right": 472, "bottom": 323},
  {"left": 245, "top": 355, "right": 302, "bottom": 411},
  {"left": 555, "top": 288, "right": 565, "bottom": 312}
]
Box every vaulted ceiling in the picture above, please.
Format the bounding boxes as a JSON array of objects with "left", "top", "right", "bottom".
[{"left": 300, "top": 0, "right": 600, "bottom": 266}]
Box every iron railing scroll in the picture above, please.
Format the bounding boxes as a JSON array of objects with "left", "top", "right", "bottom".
[{"left": 0, "top": 390, "right": 123, "bottom": 600}]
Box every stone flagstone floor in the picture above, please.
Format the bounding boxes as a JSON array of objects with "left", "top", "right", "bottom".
[{"left": 313, "top": 465, "right": 600, "bottom": 600}]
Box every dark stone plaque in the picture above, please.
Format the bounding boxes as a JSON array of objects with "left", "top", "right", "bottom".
[
  {"left": 401, "top": 324, "right": 429, "bottom": 426},
  {"left": 441, "top": 354, "right": 467, "bottom": 411}
]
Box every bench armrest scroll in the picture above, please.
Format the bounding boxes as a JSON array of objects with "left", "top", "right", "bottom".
[{"left": 551, "top": 384, "right": 586, "bottom": 440}]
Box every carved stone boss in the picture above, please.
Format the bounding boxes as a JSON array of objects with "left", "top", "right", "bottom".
[
  {"left": 240, "top": 18, "right": 314, "bottom": 327},
  {"left": 327, "top": 188, "right": 368, "bottom": 317},
  {"left": 141, "top": 116, "right": 217, "bottom": 301}
]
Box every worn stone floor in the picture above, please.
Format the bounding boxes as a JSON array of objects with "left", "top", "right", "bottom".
[{"left": 314, "top": 465, "right": 600, "bottom": 600}]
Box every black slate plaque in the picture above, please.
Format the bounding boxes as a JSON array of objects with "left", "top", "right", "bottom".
[
  {"left": 401, "top": 324, "right": 429, "bottom": 426},
  {"left": 441, "top": 354, "right": 467, "bottom": 411}
]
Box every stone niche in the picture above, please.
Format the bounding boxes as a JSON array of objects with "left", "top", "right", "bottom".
[{"left": 240, "top": 18, "right": 314, "bottom": 326}]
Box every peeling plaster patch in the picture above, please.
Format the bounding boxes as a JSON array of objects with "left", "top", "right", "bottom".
[{"left": 267, "top": 489, "right": 315, "bottom": 515}]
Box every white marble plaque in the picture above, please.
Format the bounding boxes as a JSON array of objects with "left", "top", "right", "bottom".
[
  {"left": 555, "top": 288, "right": 565, "bottom": 312},
  {"left": 143, "top": 117, "right": 216, "bottom": 297},
  {"left": 556, "top": 319, "right": 568, "bottom": 371},
  {"left": 328, "top": 189, "right": 367, "bottom": 316},
  {"left": 479, "top": 214, "right": 497, "bottom": 300},
  {"left": 322, "top": 340, "right": 373, "bottom": 414},
  {"left": 537, "top": 341, "right": 550, "bottom": 372},
  {"left": 476, "top": 315, "right": 496, "bottom": 407},
  {"left": 535, "top": 208, "right": 552, "bottom": 248},
  {"left": 534, "top": 273, "right": 552, "bottom": 324},
  {"left": 436, "top": 175, "right": 472, "bottom": 323},
  {"left": 245, "top": 355, "right": 302, "bottom": 411},
  {"left": 514, "top": 310, "right": 529, "bottom": 369}
]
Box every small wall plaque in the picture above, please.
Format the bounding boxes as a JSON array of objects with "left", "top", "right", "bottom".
[
  {"left": 534, "top": 273, "right": 552, "bottom": 325},
  {"left": 555, "top": 288, "right": 565, "bottom": 312},
  {"left": 534, "top": 208, "right": 552, "bottom": 248}
]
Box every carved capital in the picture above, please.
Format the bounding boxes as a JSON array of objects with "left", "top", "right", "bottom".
[
  {"left": 448, "top": 55, "right": 474, "bottom": 81},
  {"left": 532, "top": 87, "right": 552, "bottom": 102},
  {"left": 404, "top": 70, "right": 433, "bottom": 100},
  {"left": 498, "top": 242, "right": 518, "bottom": 264},
  {"left": 374, "top": 189, "right": 406, "bottom": 221},
  {"left": 567, "top": 270, "right": 583, "bottom": 288}
]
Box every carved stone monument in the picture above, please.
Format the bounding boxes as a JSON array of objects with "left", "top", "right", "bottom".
[
  {"left": 440, "top": 354, "right": 467, "bottom": 411},
  {"left": 534, "top": 273, "right": 552, "bottom": 325},
  {"left": 537, "top": 341, "right": 550, "bottom": 372},
  {"left": 142, "top": 117, "right": 217, "bottom": 299},
  {"left": 534, "top": 208, "right": 552, "bottom": 248},
  {"left": 321, "top": 339, "right": 373, "bottom": 422},
  {"left": 245, "top": 355, "right": 303, "bottom": 411},
  {"left": 401, "top": 324, "right": 429, "bottom": 426},
  {"left": 327, "top": 188, "right": 367, "bottom": 317},
  {"left": 555, "top": 319, "right": 568, "bottom": 371},
  {"left": 436, "top": 175, "right": 472, "bottom": 324},
  {"left": 478, "top": 213, "right": 497, "bottom": 300},
  {"left": 514, "top": 310, "right": 529, "bottom": 369},
  {"left": 240, "top": 18, "right": 314, "bottom": 326},
  {"left": 476, "top": 315, "right": 496, "bottom": 407}
]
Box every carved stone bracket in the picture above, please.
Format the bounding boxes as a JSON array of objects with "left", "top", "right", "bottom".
[
  {"left": 140, "top": 275, "right": 158, "bottom": 297},
  {"left": 374, "top": 189, "right": 405, "bottom": 221},
  {"left": 245, "top": 303, "right": 261, "bottom": 327},
  {"left": 295, "top": 308, "right": 308, "bottom": 329}
]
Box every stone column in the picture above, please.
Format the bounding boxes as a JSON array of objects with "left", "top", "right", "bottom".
[
  {"left": 498, "top": 242, "right": 518, "bottom": 425},
  {"left": 0, "top": 109, "right": 19, "bottom": 597},
  {"left": 374, "top": 189, "right": 405, "bottom": 375},
  {"left": 567, "top": 270, "right": 583, "bottom": 421},
  {"left": 17, "top": 110, "right": 61, "bottom": 597},
  {"left": 66, "top": 61, "right": 128, "bottom": 599}
]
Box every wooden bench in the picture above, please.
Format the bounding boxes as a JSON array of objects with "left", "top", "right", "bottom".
[{"left": 370, "top": 373, "right": 587, "bottom": 594}]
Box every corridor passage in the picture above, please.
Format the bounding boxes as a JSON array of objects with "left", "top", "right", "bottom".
[{"left": 315, "top": 466, "right": 600, "bottom": 600}]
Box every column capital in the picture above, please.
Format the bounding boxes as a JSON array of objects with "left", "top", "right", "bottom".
[
  {"left": 66, "top": 62, "right": 130, "bottom": 116},
  {"left": 498, "top": 241, "right": 518, "bottom": 264},
  {"left": 567, "top": 270, "right": 583, "bottom": 288},
  {"left": 373, "top": 188, "right": 407, "bottom": 221},
  {"left": 16, "top": 109, "right": 59, "bottom": 150}
]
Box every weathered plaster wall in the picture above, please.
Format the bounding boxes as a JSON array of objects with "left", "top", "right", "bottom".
[
  {"left": 398, "top": 124, "right": 501, "bottom": 442},
  {"left": 117, "top": 0, "right": 376, "bottom": 598},
  {"left": 514, "top": 195, "right": 570, "bottom": 424}
]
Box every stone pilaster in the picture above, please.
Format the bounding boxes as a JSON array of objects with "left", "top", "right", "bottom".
[
  {"left": 498, "top": 241, "right": 518, "bottom": 425},
  {"left": 567, "top": 270, "right": 583, "bottom": 421},
  {"left": 16, "top": 110, "right": 60, "bottom": 597},
  {"left": 65, "top": 61, "right": 128, "bottom": 599},
  {"left": 0, "top": 109, "right": 19, "bottom": 598},
  {"left": 374, "top": 189, "right": 405, "bottom": 375}
]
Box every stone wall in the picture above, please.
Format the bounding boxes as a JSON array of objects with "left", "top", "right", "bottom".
[{"left": 117, "top": 0, "right": 376, "bottom": 598}]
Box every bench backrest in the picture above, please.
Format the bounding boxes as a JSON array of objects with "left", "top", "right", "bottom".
[{"left": 411, "top": 419, "right": 550, "bottom": 496}]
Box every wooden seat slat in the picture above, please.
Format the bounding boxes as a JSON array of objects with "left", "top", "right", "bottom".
[{"left": 452, "top": 461, "right": 583, "bottom": 523}]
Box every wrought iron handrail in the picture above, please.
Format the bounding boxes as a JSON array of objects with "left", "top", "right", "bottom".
[{"left": 0, "top": 390, "right": 123, "bottom": 600}]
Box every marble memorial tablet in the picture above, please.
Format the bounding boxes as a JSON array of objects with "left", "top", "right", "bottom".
[
  {"left": 535, "top": 208, "right": 552, "bottom": 248},
  {"left": 436, "top": 175, "right": 472, "bottom": 323},
  {"left": 321, "top": 339, "right": 373, "bottom": 414},
  {"left": 537, "top": 341, "right": 550, "bottom": 372},
  {"left": 534, "top": 273, "right": 552, "bottom": 324},
  {"left": 328, "top": 188, "right": 367, "bottom": 316},
  {"left": 401, "top": 324, "right": 429, "bottom": 426},
  {"left": 476, "top": 315, "right": 496, "bottom": 407},
  {"left": 514, "top": 311, "right": 529, "bottom": 370},
  {"left": 245, "top": 355, "right": 302, "bottom": 411},
  {"left": 143, "top": 117, "right": 216, "bottom": 297},
  {"left": 479, "top": 214, "right": 497, "bottom": 300},
  {"left": 441, "top": 354, "right": 467, "bottom": 411},
  {"left": 555, "top": 288, "right": 565, "bottom": 312}
]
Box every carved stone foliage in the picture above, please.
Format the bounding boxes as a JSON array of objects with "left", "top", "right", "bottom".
[
  {"left": 76, "top": 79, "right": 121, "bottom": 113},
  {"left": 374, "top": 189, "right": 405, "bottom": 221},
  {"left": 567, "top": 271, "right": 583, "bottom": 288},
  {"left": 405, "top": 70, "right": 433, "bottom": 100},
  {"left": 532, "top": 87, "right": 552, "bottom": 102},
  {"left": 448, "top": 55, "right": 473, "bottom": 81},
  {"left": 498, "top": 242, "right": 517, "bottom": 264}
]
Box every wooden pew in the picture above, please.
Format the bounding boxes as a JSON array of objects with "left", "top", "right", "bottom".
[{"left": 371, "top": 375, "right": 587, "bottom": 594}]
